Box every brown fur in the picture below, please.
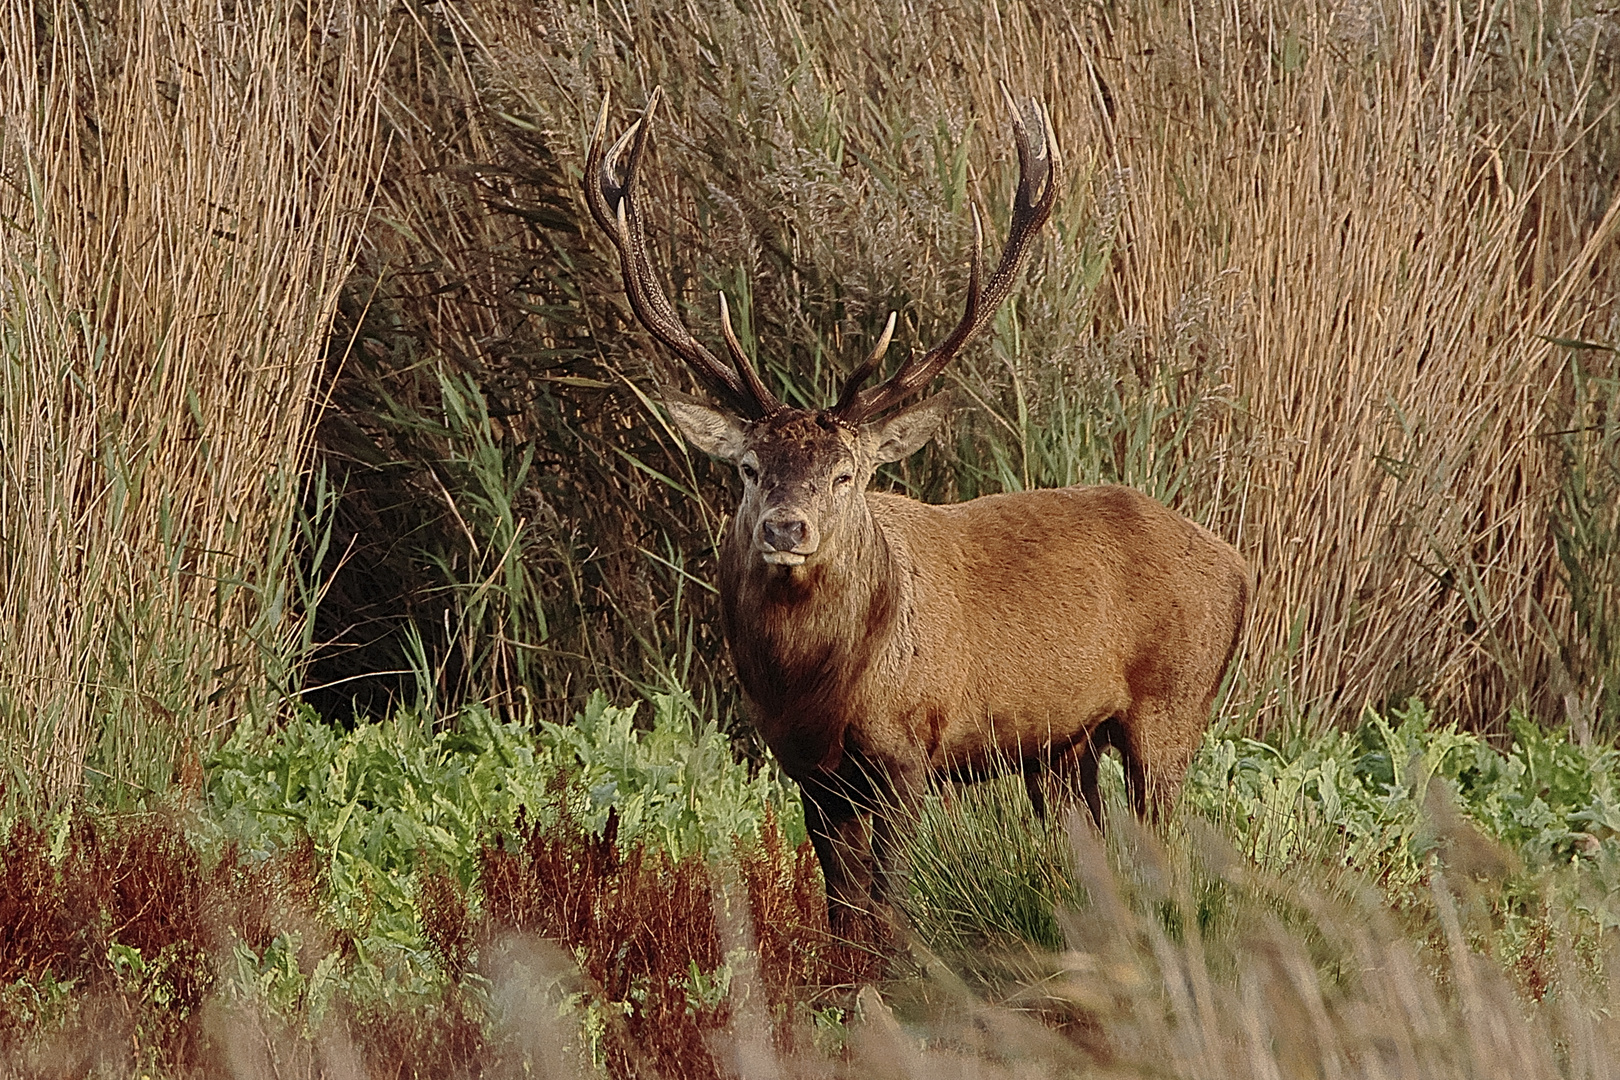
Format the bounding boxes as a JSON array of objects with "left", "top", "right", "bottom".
[{"left": 681, "top": 405, "right": 1248, "bottom": 918}]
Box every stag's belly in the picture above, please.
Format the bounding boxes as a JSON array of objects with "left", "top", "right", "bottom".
[{"left": 923, "top": 624, "right": 1133, "bottom": 771}]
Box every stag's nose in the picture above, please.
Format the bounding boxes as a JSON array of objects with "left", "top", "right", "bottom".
[
  {"left": 761, "top": 516, "right": 809, "bottom": 552},
  {"left": 758, "top": 514, "right": 816, "bottom": 566}
]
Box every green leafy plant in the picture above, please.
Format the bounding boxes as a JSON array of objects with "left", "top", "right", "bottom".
[{"left": 200, "top": 689, "right": 801, "bottom": 989}]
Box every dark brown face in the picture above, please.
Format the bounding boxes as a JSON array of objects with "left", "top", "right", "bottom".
[
  {"left": 733, "top": 411, "right": 866, "bottom": 568},
  {"left": 665, "top": 390, "right": 953, "bottom": 572}
]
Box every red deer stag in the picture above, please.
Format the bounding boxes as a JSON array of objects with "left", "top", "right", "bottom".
[{"left": 585, "top": 89, "right": 1247, "bottom": 920}]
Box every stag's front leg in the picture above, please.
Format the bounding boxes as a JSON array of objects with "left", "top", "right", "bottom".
[{"left": 798, "top": 774, "right": 879, "bottom": 922}]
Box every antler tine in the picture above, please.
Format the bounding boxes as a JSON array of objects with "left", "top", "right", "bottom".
[
  {"left": 717, "top": 294, "right": 780, "bottom": 416},
  {"left": 585, "top": 89, "right": 781, "bottom": 419},
  {"left": 834, "top": 94, "right": 1059, "bottom": 425},
  {"left": 831, "top": 311, "right": 898, "bottom": 416}
]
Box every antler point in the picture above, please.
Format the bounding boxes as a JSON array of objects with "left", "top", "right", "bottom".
[
  {"left": 999, "top": 82, "right": 1020, "bottom": 125},
  {"left": 1041, "top": 102, "right": 1062, "bottom": 176}
]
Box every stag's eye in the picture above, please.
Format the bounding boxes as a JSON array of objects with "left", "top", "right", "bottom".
[
  {"left": 740, "top": 463, "right": 759, "bottom": 483},
  {"left": 834, "top": 472, "right": 854, "bottom": 488}
]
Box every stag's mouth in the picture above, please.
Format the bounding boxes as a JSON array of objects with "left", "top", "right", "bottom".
[{"left": 761, "top": 549, "right": 809, "bottom": 567}]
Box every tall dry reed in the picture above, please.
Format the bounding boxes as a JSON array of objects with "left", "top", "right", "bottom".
[
  {"left": 0, "top": 0, "right": 385, "bottom": 805},
  {"left": 1080, "top": 0, "right": 1620, "bottom": 729}
]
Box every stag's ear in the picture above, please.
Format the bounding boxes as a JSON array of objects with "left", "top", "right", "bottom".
[
  {"left": 665, "top": 397, "right": 748, "bottom": 463},
  {"left": 866, "top": 391, "right": 952, "bottom": 464}
]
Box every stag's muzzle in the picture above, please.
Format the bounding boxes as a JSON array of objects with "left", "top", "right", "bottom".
[{"left": 758, "top": 513, "right": 817, "bottom": 566}]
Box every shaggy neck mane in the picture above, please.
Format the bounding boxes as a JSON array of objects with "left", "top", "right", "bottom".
[{"left": 719, "top": 497, "right": 904, "bottom": 775}]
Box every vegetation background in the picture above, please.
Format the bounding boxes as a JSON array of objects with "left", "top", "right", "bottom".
[{"left": 1, "top": 0, "right": 1619, "bottom": 1075}]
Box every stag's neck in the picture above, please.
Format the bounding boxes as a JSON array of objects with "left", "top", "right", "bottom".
[{"left": 719, "top": 497, "right": 907, "bottom": 722}]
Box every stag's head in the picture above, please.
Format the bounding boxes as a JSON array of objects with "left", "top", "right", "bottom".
[{"left": 585, "top": 88, "right": 1059, "bottom": 571}]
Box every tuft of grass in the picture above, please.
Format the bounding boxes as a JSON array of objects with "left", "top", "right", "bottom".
[{"left": 904, "top": 773, "right": 1085, "bottom": 953}]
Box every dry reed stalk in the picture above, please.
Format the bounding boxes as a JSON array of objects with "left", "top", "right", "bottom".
[{"left": 0, "top": 0, "right": 385, "bottom": 804}]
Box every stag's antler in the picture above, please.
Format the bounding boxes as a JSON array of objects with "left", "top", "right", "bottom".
[
  {"left": 585, "top": 88, "right": 781, "bottom": 419},
  {"left": 832, "top": 91, "right": 1060, "bottom": 425}
]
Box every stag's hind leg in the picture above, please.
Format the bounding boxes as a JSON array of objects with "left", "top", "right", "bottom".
[
  {"left": 1028, "top": 719, "right": 1125, "bottom": 831},
  {"left": 1023, "top": 763, "right": 1048, "bottom": 820},
  {"left": 1057, "top": 717, "right": 1173, "bottom": 830},
  {"left": 1075, "top": 717, "right": 1130, "bottom": 830},
  {"left": 1118, "top": 696, "right": 1204, "bottom": 821},
  {"left": 1023, "top": 756, "right": 1069, "bottom": 821}
]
